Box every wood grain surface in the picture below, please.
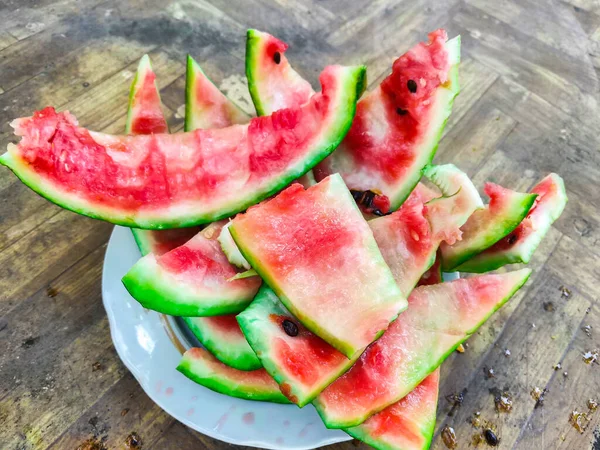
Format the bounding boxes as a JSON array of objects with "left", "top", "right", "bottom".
[{"left": 0, "top": 0, "right": 599, "bottom": 449}]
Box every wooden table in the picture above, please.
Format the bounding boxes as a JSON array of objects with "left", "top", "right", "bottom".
[{"left": 1, "top": 0, "right": 599, "bottom": 448}]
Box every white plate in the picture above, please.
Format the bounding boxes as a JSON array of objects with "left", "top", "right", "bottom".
[{"left": 102, "top": 225, "right": 352, "bottom": 449}]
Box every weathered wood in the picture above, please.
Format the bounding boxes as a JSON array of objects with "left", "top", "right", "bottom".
[{"left": 0, "top": 1, "right": 597, "bottom": 449}]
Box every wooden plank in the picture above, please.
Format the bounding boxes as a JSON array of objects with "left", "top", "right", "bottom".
[
  {"left": 432, "top": 266, "right": 592, "bottom": 449},
  {"left": 514, "top": 306, "right": 600, "bottom": 449},
  {"left": 0, "top": 211, "right": 111, "bottom": 316},
  {"left": 48, "top": 373, "right": 174, "bottom": 449},
  {"left": 0, "top": 317, "right": 126, "bottom": 449},
  {"left": 0, "top": 31, "right": 18, "bottom": 51},
  {"left": 149, "top": 421, "right": 210, "bottom": 449},
  {"left": 561, "top": 0, "right": 600, "bottom": 15}
]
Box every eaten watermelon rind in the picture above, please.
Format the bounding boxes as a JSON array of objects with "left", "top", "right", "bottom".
[
  {"left": 185, "top": 55, "right": 249, "bottom": 132},
  {"left": 441, "top": 187, "right": 538, "bottom": 271},
  {"left": 230, "top": 174, "right": 404, "bottom": 358},
  {"left": 237, "top": 286, "right": 358, "bottom": 406},
  {"left": 177, "top": 348, "right": 290, "bottom": 403},
  {"left": 313, "top": 268, "right": 532, "bottom": 428},
  {"left": 122, "top": 253, "right": 255, "bottom": 316},
  {"left": 218, "top": 221, "right": 251, "bottom": 270},
  {"left": 1, "top": 64, "right": 366, "bottom": 230},
  {"left": 387, "top": 35, "right": 461, "bottom": 209},
  {"left": 183, "top": 316, "right": 262, "bottom": 371},
  {"left": 457, "top": 174, "right": 567, "bottom": 273}
]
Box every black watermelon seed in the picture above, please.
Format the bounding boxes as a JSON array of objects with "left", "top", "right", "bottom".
[
  {"left": 350, "top": 189, "right": 364, "bottom": 202},
  {"left": 484, "top": 429, "right": 498, "bottom": 446},
  {"left": 282, "top": 319, "right": 299, "bottom": 337},
  {"left": 507, "top": 234, "right": 518, "bottom": 245},
  {"left": 407, "top": 79, "right": 418, "bottom": 93},
  {"left": 273, "top": 52, "right": 281, "bottom": 64},
  {"left": 396, "top": 107, "right": 408, "bottom": 115}
]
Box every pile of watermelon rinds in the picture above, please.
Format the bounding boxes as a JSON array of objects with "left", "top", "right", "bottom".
[{"left": 1, "top": 29, "right": 567, "bottom": 450}]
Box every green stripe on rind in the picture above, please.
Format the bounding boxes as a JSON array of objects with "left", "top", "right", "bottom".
[
  {"left": 122, "top": 255, "right": 254, "bottom": 316},
  {"left": 183, "top": 317, "right": 262, "bottom": 371},
  {"left": 457, "top": 176, "right": 567, "bottom": 273},
  {"left": 246, "top": 29, "right": 269, "bottom": 116},
  {"left": 131, "top": 228, "right": 153, "bottom": 256},
  {"left": 442, "top": 191, "right": 538, "bottom": 271},
  {"left": 345, "top": 408, "right": 437, "bottom": 450},
  {"left": 185, "top": 55, "right": 250, "bottom": 132},
  {"left": 1, "top": 65, "right": 365, "bottom": 230},
  {"left": 388, "top": 35, "right": 461, "bottom": 210},
  {"left": 230, "top": 174, "right": 401, "bottom": 359},
  {"left": 177, "top": 350, "right": 290, "bottom": 403},
  {"left": 313, "top": 269, "right": 532, "bottom": 428},
  {"left": 237, "top": 286, "right": 358, "bottom": 406}
]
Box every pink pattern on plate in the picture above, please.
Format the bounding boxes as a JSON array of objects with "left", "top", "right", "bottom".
[
  {"left": 165, "top": 387, "right": 174, "bottom": 396},
  {"left": 242, "top": 412, "right": 255, "bottom": 425}
]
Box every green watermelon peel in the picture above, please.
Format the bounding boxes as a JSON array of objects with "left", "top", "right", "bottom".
[
  {"left": 183, "top": 315, "right": 261, "bottom": 371},
  {"left": 177, "top": 347, "right": 290, "bottom": 403}
]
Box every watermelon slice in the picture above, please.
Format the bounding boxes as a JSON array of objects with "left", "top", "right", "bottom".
[
  {"left": 237, "top": 286, "right": 358, "bottom": 406},
  {"left": 125, "top": 54, "right": 170, "bottom": 135},
  {"left": 183, "top": 315, "right": 261, "bottom": 371},
  {"left": 0, "top": 65, "right": 366, "bottom": 229},
  {"left": 125, "top": 55, "right": 201, "bottom": 256},
  {"left": 122, "top": 221, "right": 261, "bottom": 316},
  {"left": 230, "top": 174, "right": 404, "bottom": 358},
  {"left": 177, "top": 347, "right": 289, "bottom": 403},
  {"left": 218, "top": 221, "right": 251, "bottom": 270},
  {"left": 313, "top": 269, "right": 531, "bottom": 428},
  {"left": 345, "top": 370, "right": 440, "bottom": 450},
  {"left": 246, "top": 29, "right": 461, "bottom": 210},
  {"left": 440, "top": 183, "right": 538, "bottom": 271},
  {"left": 185, "top": 55, "right": 250, "bottom": 131},
  {"left": 457, "top": 173, "right": 567, "bottom": 273}
]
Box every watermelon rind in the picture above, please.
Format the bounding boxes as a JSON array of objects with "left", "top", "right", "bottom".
[
  {"left": 177, "top": 348, "right": 290, "bottom": 403},
  {"left": 313, "top": 269, "right": 531, "bottom": 428},
  {"left": 441, "top": 187, "right": 538, "bottom": 271},
  {"left": 230, "top": 174, "right": 405, "bottom": 358},
  {"left": 183, "top": 316, "right": 262, "bottom": 371},
  {"left": 218, "top": 221, "right": 251, "bottom": 270},
  {"left": 185, "top": 55, "right": 250, "bottom": 132},
  {"left": 122, "top": 253, "right": 256, "bottom": 317},
  {"left": 0, "top": 65, "right": 366, "bottom": 229},
  {"left": 125, "top": 54, "right": 169, "bottom": 135},
  {"left": 457, "top": 174, "right": 567, "bottom": 273},
  {"left": 344, "top": 371, "right": 440, "bottom": 450},
  {"left": 386, "top": 35, "right": 461, "bottom": 210},
  {"left": 237, "top": 286, "right": 358, "bottom": 406}
]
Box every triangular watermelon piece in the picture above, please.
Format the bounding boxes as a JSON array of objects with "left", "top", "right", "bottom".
[
  {"left": 122, "top": 221, "right": 261, "bottom": 316},
  {"left": 245, "top": 29, "right": 461, "bottom": 210},
  {"left": 1, "top": 65, "right": 365, "bottom": 229},
  {"left": 457, "top": 173, "right": 567, "bottom": 273},
  {"left": 313, "top": 269, "right": 531, "bottom": 428},
  {"left": 230, "top": 174, "right": 405, "bottom": 358},
  {"left": 237, "top": 286, "right": 358, "bottom": 406},
  {"left": 125, "top": 54, "right": 170, "bottom": 135},
  {"left": 177, "top": 347, "right": 290, "bottom": 403},
  {"left": 183, "top": 315, "right": 261, "bottom": 371},
  {"left": 345, "top": 370, "right": 440, "bottom": 450},
  {"left": 440, "top": 183, "right": 538, "bottom": 271}
]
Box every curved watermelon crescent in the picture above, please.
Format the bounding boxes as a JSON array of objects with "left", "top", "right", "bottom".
[{"left": 0, "top": 65, "right": 366, "bottom": 230}]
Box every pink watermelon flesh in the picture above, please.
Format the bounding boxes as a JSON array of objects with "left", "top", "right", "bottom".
[
  {"left": 230, "top": 174, "right": 405, "bottom": 358},
  {"left": 457, "top": 173, "right": 567, "bottom": 273},
  {"left": 345, "top": 370, "right": 440, "bottom": 450},
  {"left": 125, "top": 55, "right": 169, "bottom": 135},
  {"left": 177, "top": 347, "right": 289, "bottom": 403},
  {"left": 313, "top": 269, "right": 531, "bottom": 428},
  {"left": 440, "top": 182, "right": 538, "bottom": 271},
  {"left": 125, "top": 55, "right": 201, "bottom": 256},
  {"left": 183, "top": 314, "right": 261, "bottom": 371},
  {"left": 237, "top": 286, "right": 358, "bottom": 406},
  {"left": 122, "top": 221, "right": 262, "bottom": 316},
  {"left": 246, "top": 29, "right": 461, "bottom": 210},
  {"left": 1, "top": 64, "right": 365, "bottom": 229}
]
